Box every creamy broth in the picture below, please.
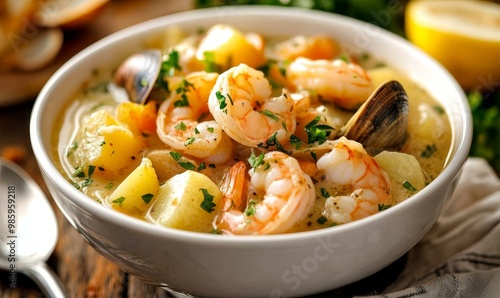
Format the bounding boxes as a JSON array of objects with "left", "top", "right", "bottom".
[{"left": 53, "top": 26, "right": 452, "bottom": 234}]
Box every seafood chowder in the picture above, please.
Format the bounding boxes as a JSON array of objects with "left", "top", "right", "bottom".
[{"left": 53, "top": 24, "right": 452, "bottom": 235}]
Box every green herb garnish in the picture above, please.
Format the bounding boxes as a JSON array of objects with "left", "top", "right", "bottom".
[
  {"left": 402, "top": 180, "right": 417, "bottom": 192},
  {"left": 305, "top": 116, "right": 333, "bottom": 144},
  {"left": 200, "top": 188, "right": 216, "bottom": 213},
  {"left": 421, "top": 144, "right": 437, "bottom": 158},
  {"left": 141, "top": 193, "right": 154, "bottom": 204},
  {"left": 112, "top": 196, "right": 126, "bottom": 206},
  {"left": 378, "top": 204, "right": 391, "bottom": 211}
]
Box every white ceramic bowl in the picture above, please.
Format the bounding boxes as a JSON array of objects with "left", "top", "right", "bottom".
[{"left": 31, "top": 6, "right": 472, "bottom": 297}]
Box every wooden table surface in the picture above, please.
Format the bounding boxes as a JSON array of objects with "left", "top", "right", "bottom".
[{"left": 0, "top": 1, "right": 406, "bottom": 297}]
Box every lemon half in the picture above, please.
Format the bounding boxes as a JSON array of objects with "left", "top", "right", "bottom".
[{"left": 405, "top": 0, "right": 500, "bottom": 90}]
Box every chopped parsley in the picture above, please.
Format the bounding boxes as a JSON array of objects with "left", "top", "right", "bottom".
[
  {"left": 258, "top": 132, "right": 289, "bottom": 153},
  {"left": 216, "top": 91, "right": 228, "bottom": 110},
  {"left": 73, "top": 165, "right": 85, "bottom": 178},
  {"left": 197, "top": 162, "right": 206, "bottom": 171},
  {"left": 244, "top": 200, "right": 257, "bottom": 216},
  {"left": 200, "top": 188, "right": 216, "bottom": 213},
  {"left": 304, "top": 116, "right": 334, "bottom": 144},
  {"left": 174, "top": 79, "right": 194, "bottom": 107},
  {"left": 141, "top": 193, "right": 154, "bottom": 204},
  {"left": 207, "top": 127, "right": 214, "bottom": 133},
  {"left": 320, "top": 188, "right": 330, "bottom": 198},
  {"left": 175, "top": 121, "right": 187, "bottom": 131},
  {"left": 112, "top": 196, "right": 126, "bottom": 206},
  {"left": 402, "top": 180, "right": 417, "bottom": 192},
  {"left": 378, "top": 204, "right": 391, "bottom": 211},
  {"left": 88, "top": 165, "right": 96, "bottom": 177},
  {"left": 105, "top": 183, "right": 114, "bottom": 190},
  {"left": 156, "top": 50, "right": 181, "bottom": 91},
  {"left": 178, "top": 161, "right": 196, "bottom": 170},
  {"left": 81, "top": 177, "right": 93, "bottom": 187},
  {"left": 248, "top": 152, "right": 265, "bottom": 169},
  {"left": 185, "top": 137, "right": 196, "bottom": 146},
  {"left": 259, "top": 110, "right": 279, "bottom": 121},
  {"left": 289, "top": 134, "right": 302, "bottom": 149},
  {"left": 317, "top": 215, "right": 328, "bottom": 225},
  {"left": 169, "top": 151, "right": 196, "bottom": 170},
  {"left": 203, "top": 51, "right": 222, "bottom": 73},
  {"left": 67, "top": 141, "right": 78, "bottom": 157},
  {"left": 169, "top": 151, "right": 182, "bottom": 161},
  {"left": 421, "top": 144, "right": 437, "bottom": 158}
]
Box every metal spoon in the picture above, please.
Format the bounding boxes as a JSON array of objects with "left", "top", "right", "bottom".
[{"left": 0, "top": 158, "right": 69, "bottom": 298}]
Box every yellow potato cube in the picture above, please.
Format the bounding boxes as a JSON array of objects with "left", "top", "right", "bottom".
[
  {"left": 196, "top": 24, "right": 266, "bottom": 69},
  {"left": 374, "top": 151, "right": 426, "bottom": 203},
  {"left": 107, "top": 157, "right": 160, "bottom": 217},
  {"left": 147, "top": 170, "right": 223, "bottom": 233},
  {"left": 75, "top": 110, "right": 144, "bottom": 176}
]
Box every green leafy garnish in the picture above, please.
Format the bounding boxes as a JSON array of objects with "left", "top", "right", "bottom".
[
  {"left": 169, "top": 151, "right": 182, "bottom": 161},
  {"left": 402, "top": 180, "right": 417, "bottom": 192},
  {"left": 178, "top": 161, "right": 196, "bottom": 170},
  {"left": 141, "top": 193, "right": 154, "bottom": 204},
  {"left": 289, "top": 134, "right": 302, "bottom": 149},
  {"left": 175, "top": 121, "right": 187, "bottom": 131},
  {"left": 203, "top": 51, "right": 222, "bottom": 73},
  {"left": 320, "top": 188, "right": 330, "bottom": 198},
  {"left": 200, "top": 188, "right": 216, "bottom": 213},
  {"left": 88, "top": 165, "right": 96, "bottom": 177},
  {"left": 317, "top": 216, "right": 328, "bottom": 225},
  {"left": 305, "top": 116, "right": 334, "bottom": 144},
  {"left": 156, "top": 50, "right": 181, "bottom": 91},
  {"left": 174, "top": 79, "right": 194, "bottom": 107},
  {"left": 67, "top": 141, "right": 78, "bottom": 157},
  {"left": 378, "top": 204, "right": 391, "bottom": 211},
  {"left": 112, "top": 196, "right": 126, "bottom": 206},
  {"left": 258, "top": 132, "right": 289, "bottom": 153},
  {"left": 185, "top": 137, "right": 196, "bottom": 146},
  {"left": 421, "top": 144, "right": 437, "bottom": 158},
  {"left": 259, "top": 110, "right": 279, "bottom": 121},
  {"left": 244, "top": 200, "right": 257, "bottom": 216},
  {"left": 248, "top": 152, "right": 265, "bottom": 169},
  {"left": 216, "top": 91, "right": 227, "bottom": 110}
]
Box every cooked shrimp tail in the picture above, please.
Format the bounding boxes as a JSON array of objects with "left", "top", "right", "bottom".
[{"left": 217, "top": 151, "right": 315, "bottom": 235}]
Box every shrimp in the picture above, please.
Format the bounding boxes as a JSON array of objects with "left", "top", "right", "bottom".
[
  {"left": 274, "top": 35, "right": 341, "bottom": 61},
  {"left": 286, "top": 57, "right": 373, "bottom": 110},
  {"left": 316, "top": 137, "right": 391, "bottom": 224},
  {"left": 208, "top": 63, "right": 297, "bottom": 148},
  {"left": 217, "top": 151, "right": 315, "bottom": 235},
  {"left": 156, "top": 71, "right": 234, "bottom": 164}
]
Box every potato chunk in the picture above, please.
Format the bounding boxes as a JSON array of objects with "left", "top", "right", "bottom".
[
  {"left": 147, "top": 170, "right": 223, "bottom": 233},
  {"left": 196, "top": 24, "right": 266, "bottom": 69},
  {"left": 374, "top": 151, "right": 426, "bottom": 203},
  {"left": 73, "top": 109, "right": 143, "bottom": 176},
  {"left": 107, "top": 157, "right": 160, "bottom": 217}
]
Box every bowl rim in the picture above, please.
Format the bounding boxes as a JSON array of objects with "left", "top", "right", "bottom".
[{"left": 30, "top": 5, "right": 472, "bottom": 245}]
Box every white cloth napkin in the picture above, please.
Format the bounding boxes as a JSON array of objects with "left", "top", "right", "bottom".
[{"left": 361, "top": 157, "right": 500, "bottom": 298}]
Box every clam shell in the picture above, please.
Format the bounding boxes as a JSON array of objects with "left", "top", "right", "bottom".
[
  {"left": 114, "top": 49, "right": 161, "bottom": 105},
  {"left": 339, "top": 80, "right": 409, "bottom": 155}
]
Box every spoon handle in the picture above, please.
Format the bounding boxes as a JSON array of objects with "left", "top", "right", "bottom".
[{"left": 23, "top": 262, "right": 70, "bottom": 298}]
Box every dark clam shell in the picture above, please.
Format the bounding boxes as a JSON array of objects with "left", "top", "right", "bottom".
[
  {"left": 114, "top": 49, "right": 162, "bottom": 105},
  {"left": 339, "top": 80, "right": 409, "bottom": 155}
]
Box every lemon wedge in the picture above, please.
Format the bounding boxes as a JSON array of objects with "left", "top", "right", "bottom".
[{"left": 405, "top": 0, "right": 500, "bottom": 90}]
